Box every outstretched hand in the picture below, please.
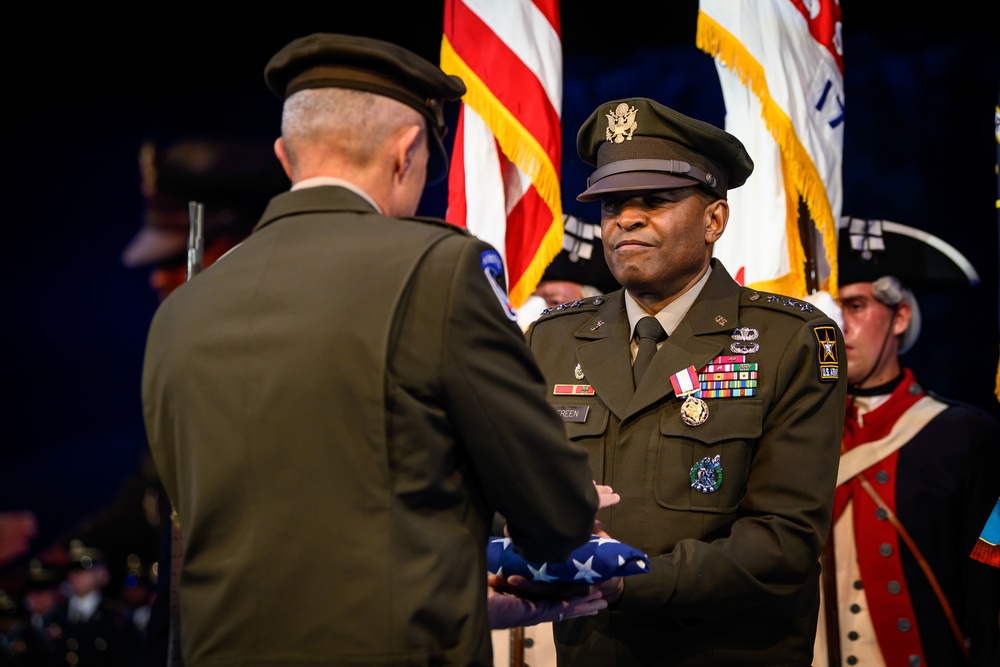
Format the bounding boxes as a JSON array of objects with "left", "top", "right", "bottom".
[
  {"left": 487, "top": 573, "right": 607, "bottom": 629},
  {"left": 595, "top": 482, "right": 620, "bottom": 509}
]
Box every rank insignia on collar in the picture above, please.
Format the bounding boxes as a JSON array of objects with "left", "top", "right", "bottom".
[
  {"left": 690, "top": 455, "right": 722, "bottom": 493},
  {"left": 813, "top": 325, "right": 840, "bottom": 382}
]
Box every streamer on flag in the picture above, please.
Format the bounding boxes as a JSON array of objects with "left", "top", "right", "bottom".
[
  {"left": 441, "top": 0, "right": 563, "bottom": 309},
  {"left": 696, "top": 0, "right": 844, "bottom": 299}
]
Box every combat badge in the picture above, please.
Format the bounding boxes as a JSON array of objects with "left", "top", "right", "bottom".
[
  {"left": 813, "top": 325, "right": 840, "bottom": 382},
  {"left": 690, "top": 454, "right": 723, "bottom": 494},
  {"left": 480, "top": 249, "right": 517, "bottom": 322}
]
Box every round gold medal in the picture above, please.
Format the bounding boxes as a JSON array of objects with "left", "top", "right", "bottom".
[{"left": 680, "top": 395, "right": 709, "bottom": 426}]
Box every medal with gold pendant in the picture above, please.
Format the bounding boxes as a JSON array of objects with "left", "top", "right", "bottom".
[{"left": 671, "top": 366, "right": 708, "bottom": 426}]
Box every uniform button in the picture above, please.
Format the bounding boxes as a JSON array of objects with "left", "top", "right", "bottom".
[
  {"left": 908, "top": 654, "right": 922, "bottom": 666},
  {"left": 848, "top": 631, "right": 859, "bottom": 640},
  {"left": 846, "top": 656, "right": 858, "bottom": 665},
  {"left": 876, "top": 470, "right": 889, "bottom": 484},
  {"left": 897, "top": 618, "right": 911, "bottom": 632},
  {"left": 879, "top": 543, "right": 894, "bottom": 557},
  {"left": 853, "top": 579, "right": 863, "bottom": 590},
  {"left": 850, "top": 604, "right": 862, "bottom": 614},
  {"left": 876, "top": 508, "right": 888, "bottom": 520},
  {"left": 524, "top": 638, "right": 534, "bottom": 648},
  {"left": 887, "top": 580, "right": 901, "bottom": 594}
]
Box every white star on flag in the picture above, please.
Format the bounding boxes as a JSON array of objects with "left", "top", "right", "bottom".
[
  {"left": 572, "top": 556, "right": 601, "bottom": 583},
  {"left": 527, "top": 562, "right": 558, "bottom": 583}
]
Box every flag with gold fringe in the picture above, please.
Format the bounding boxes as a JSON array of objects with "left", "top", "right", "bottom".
[
  {"left": 696, "top": 0, "right": 844, "bottom": 299},
  {"left": 441, "top": 0, "right": 563, "bottom": 309}
]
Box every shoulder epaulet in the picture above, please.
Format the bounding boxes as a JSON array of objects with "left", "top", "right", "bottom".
[
  {"left": 740, "top": 289, "right": 829, "bottom": 321},
  {"left": 536, "top": 294, "right": 606, "bottom": 320},
  {"left": 407, "top": 215, "right": 471, "bottom": 235}
]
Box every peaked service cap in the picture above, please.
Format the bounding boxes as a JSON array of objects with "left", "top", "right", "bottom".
[
  {"left": 576, "top": 97, "right": 753, "bottom": 202},
  {"left": 264, "top": 33, "right": 466, "bottom": 185}
]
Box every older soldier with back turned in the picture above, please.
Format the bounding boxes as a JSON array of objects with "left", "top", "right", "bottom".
[
  {"left": 141, "top": 33, "right": 600, "bottom": 666},
  {"left": 524, "top": 97, "right": 848, "bottom": 666}
]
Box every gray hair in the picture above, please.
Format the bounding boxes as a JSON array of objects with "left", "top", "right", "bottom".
[{"left": 280, "top": 88, "right": 425, "bottom": 172}]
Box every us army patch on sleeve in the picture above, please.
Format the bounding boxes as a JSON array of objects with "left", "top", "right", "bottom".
[
  {"left": 480, "top": 249, "right": 517, "bottom": 322},
  {"left": 813, "top": 325, "right": 840, "bottom": 382}
]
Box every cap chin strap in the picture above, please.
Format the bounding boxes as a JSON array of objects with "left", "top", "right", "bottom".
[
  {"left": 587, "top": 158, "right": 718, "bottom": 190},
  {"left": 848, "top": 301, "right": 900, "bottom": 400}
]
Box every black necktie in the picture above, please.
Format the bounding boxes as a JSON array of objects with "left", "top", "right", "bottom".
[{"left": 632, "top": 316, "right": 667, "bottom": 386}]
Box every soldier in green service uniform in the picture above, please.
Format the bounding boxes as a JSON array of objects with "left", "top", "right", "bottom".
[
  {"left": 141, "top": 33, "right": 600, "bottom": 667},
  {"left": 523, "top": 97, "right": 848, "bottom": 667}
]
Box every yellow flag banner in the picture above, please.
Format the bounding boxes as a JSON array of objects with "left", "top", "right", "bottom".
[{"left": 697, "top": 0, "right": 844, "bottom": 299}]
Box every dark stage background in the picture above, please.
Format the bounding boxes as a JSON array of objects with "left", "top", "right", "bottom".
[{"left": 4, "top": 2, "right": 999, "bottom": 563}]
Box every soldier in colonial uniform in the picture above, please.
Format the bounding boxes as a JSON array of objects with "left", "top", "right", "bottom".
[
  {"left": 523, "top": 97, "right": 848, "bottom": 666},
  {"left": 813, "top": 219, "right": 1000, "bottom": 667}
]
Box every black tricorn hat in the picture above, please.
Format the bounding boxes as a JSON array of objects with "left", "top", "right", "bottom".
[
  {"left": 838, "top": 217, "right": 980, "bottom": 354},
  {"left": 264, "top": 33, "right": 466, "bottom": 185},
  {"left": 838, "top": 217, "right": 980, "bottom": 293},
  {"left": 576, "top": 97, "right": 753, "bottom": 202}
]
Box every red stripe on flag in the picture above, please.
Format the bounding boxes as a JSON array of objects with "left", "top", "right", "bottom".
[
  {"left": 445, "top": 110, "right": 468, "bottom": 227},
  {"left": 504, "top": 185, "right": 551, "bottom": 291},
  {"left": 445, "top": 1, "right": 561, "bottom": 172},
  {"left": 441, "top": 0, "right": 563, "bottom": 308}
]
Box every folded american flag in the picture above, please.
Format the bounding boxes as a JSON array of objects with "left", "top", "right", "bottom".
[{"left": 488, "top": 535, "right": 649, "bottom": 584}]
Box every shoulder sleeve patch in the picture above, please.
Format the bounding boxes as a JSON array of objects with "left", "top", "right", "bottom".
[
  {"left": 813, "top": 324, "right": 840, "bottom": 382},
  {"left": 480, "top": 249, "right": 518, "bottom": 322}
]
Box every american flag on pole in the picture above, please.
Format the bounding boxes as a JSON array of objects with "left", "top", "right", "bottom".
[
  {"left": 440, "top": 0, "right": 563, "bottom": 309},
  {"left": 696, "top": 0, "right": 844, "bottom": 300}
]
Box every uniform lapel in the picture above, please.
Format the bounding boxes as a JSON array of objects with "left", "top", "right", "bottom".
[
  {"left": 626, "top": 261, "right": 743, "bottom": 418},
  {"left": 575, "top": 292, "right": 634, "bottom": 421}
]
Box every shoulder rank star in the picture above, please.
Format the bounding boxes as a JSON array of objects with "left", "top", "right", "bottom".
[{"left": 671, "top": 366, "right": 708, "bottom": 426}]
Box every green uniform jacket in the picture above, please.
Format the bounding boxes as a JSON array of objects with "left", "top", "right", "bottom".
[
  {"left": 142, "top": 186, "right": 598, "bottom": 666},
  {"left": 525, "top": 260, "right": 847, "bottom": 666}
]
